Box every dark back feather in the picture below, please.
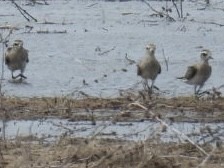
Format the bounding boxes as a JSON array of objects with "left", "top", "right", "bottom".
[
  {"left": 185, "top": 66, "right": 197, "bottom": 80},
  {"left": 158, "top": 64, "right": 161, "bottom": 74},
  {"left": 137, "top": 65, "right": 142, "bottom": 76},
  {"left": 5, "top": 56, "right": 10, "bottom": 65}
]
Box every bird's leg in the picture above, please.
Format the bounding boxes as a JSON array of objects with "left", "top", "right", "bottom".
[
  {"left": 194, "top": 85, "right": 198, "bottom": 95},
  {"left": 20, "top": 69, "right": 27, "bottom": 79},
  {"left": 196, "top": 85, "right": 204, "bottom": 95},
  {"left": 146, "top": 80, "right": 152, "bottom": 92},
  {"left": 142, "top": 79, "right": 152, "bottom": 96},
  {"left": 196, "top": 85, "right": 210, "bottom": 96},
  {"left": 151, "top": 80, "right": 155, "bottom": 91},
  {"left": 20, "top": 74, "right": 27, "bottom": 79},
  {"left": 11, "top": 71, "right": 21, "bottom": 79},
  {"left": 143, "top": 79, "right": 148, "bottom": 91},
  {"left": 146, "top": 80, "right": 153, "bottom": 95},
  {"left": 11, "top": 71, "right": 15, "bottom": 79},
  {"left": 151, "top": 80, "right": 160, "bottom": 91}
]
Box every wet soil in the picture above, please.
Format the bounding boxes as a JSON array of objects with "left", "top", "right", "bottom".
[{"left": 0, "top": 93, "right": 224, "bottom": 122}]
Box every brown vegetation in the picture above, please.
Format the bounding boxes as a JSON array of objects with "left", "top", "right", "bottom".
[
  {"left": 1, "top": 137, "right": 224, "bottom": 168},
  {"left": 0, "top": 94, "right": 224, "bottom": 122}
]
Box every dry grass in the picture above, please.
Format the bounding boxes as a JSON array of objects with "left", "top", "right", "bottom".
[{"left": 0, "top": 137, "right": 224, "bottom": 168}]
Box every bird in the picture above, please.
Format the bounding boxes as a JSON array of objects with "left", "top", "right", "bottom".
[
  {"left": 137, "top": 43, "right": 161, "bottom": 93},
  {"left": 5, "top": 39, "right": 29, "bottom": 80},
  {"left": 177, "top": 49, "right": 213, "bottom": 95}
]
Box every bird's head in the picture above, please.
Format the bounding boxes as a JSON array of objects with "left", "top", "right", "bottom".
[
  {"left": 146, "top": 43, "right": 156, "bottom": 56},
  {"left": 200, "top": 49, "right": 213, "bottom": 62},
  {"left": 13, "top": 40, "right": 23, "bottom": 48}
]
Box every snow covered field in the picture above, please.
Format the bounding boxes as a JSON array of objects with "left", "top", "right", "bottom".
[{"left": 0, "top": 0, "right": 224, "bottom": 97}]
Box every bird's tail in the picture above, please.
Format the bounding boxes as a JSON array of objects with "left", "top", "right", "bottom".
[{"left": 176, "top": 76, "right": 185, "bottom": 79}]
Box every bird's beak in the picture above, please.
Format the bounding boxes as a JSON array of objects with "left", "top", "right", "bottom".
[{"left": 209, "top": 56, "right": 213, "bottom": 59}]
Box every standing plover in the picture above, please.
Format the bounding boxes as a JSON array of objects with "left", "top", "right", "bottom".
[
  {"left": 5, "top": 40, "right": 29, "bottom": 79},
  {"left": 137, "top": 43, "right": 161, "bottom": 92},
  {"left": 177, "top": 49, "right": 213, "bottom": 95}
]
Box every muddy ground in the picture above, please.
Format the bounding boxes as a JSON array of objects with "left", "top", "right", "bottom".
[
  {"left": 0, "top": 91, "right": 224, "bottom": 122},
  {"left": 0, "top": 93, "right": 224, "bottom": 167}
]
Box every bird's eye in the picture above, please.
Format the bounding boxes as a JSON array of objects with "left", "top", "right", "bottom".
[{"left": 202, "top": 53, "right": 207, "bottom": 57}]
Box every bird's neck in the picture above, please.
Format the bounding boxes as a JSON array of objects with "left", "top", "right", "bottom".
[
  {"left": 146, "top": 52, "right": 155, "bottom": 59},
  {"left": 201, "top": 59, "right": 209, "bottom": 64},
  {"left": 13, "top": 47, "right": 22, "bottom": 52}
]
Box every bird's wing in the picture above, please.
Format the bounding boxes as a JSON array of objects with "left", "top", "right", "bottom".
[
  {"left": 5, "top": 47, "right": 13, "bottom": 65},
  {"left": 22, "top": 48, "right": 29, "bottom": 63},
  {"left": 184, "top": 65, "right": 197, "bottom": 80},
  {"left": 5, "top": 56, "right": 10, "bottom": 65},
  {"left": 137, "top": 64, "right": 142, "bottom": 76},
  {"left": 158, "top": 63, "right": 161, "bottom": 74},
  {"left": 137, "top": 58, "right": 145, "bottom": 76},
  {"left": 25, "top": 50, "right": 29, "bottom": 63}
]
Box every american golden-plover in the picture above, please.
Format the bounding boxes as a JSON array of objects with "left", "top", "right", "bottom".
[
  {"left": 5, "top": 39, "right": 29, "bottom": 79},
  {"left": 137, "top": 43, "right": 161, "bottom": 92},
  {"left": 177, "top": 49, "right": 213, "bottom": 95}
]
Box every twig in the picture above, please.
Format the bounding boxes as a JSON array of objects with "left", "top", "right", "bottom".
[
  {"left": 142, "top": 0, "right": 175, "bottom": 22},
  {"left": 160, "top": 154, "right": 199, "bottom": 160},
  {"left": 49, "top": 121, "right": 74, "bottom": 133},
  {"left": 11, "top": 0, "right": 37, "bottom": 22},
  {"left": 0, "top": 30, "right": 13, "bottom": 141},
  {"left": 196, "top": 146, "right": 216, "bottom": 168},
  {"left": 171, "top": 0, "right": 181, "bottom": 18},
  {"left": 36, "top": 30, "right": 67, "bottom": 34},
  {"left": 0, "top": 25, "right": 19, "bottom": 30},
  {"left": 98, "top": 46, "right": 116, "bottom": 56},
  {"left": 0, "top": 30, "right": 13, "bottom": 98},
  {"left": 212, "top": 7, "right": 224, "bottom": 11},
  {"left": 87, "top": 3, "right": 98, "bottom": 8},
  {"left": 190, "top": 19, "right": 224, "bottom": 27},
  {"left": 38, "top": 20, "right": 74, "bottom": 25},
  {"left": 125, "top": 54, "right": 136, "bottom": 65},
  {"left": 180, "top": 0, "right": 183, "bottom": 18},
  {"left": 162, "top": 48, "right": 169, "bottom": 71},
  {"left": 26, "top": 0, "right": 49, "bottom": 6},
  {"left": 121, "top": 122, "right": 154, "bottom": 138},
  {"left": 129, "top": 102, "right": 209, "bottom": 156},
  {"left": 89, "top": 123, "right": 109, "bottom": 139}
]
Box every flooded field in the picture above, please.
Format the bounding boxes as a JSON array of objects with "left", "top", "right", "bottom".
[
  {"left": 1, "top": 118, "right": 224, "bottom": 144},
  {"left": 1, "top": 0, "right": 224, "bottom": 167},
  {"left": 0, "top": 95, "right": 223, "bottom": 167},
  {"left": 0, "top": 0, "right": 224, "bottom": 97}
]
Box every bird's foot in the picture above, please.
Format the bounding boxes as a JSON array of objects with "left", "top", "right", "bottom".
[
  {"left": 20, "top": 74, "right": 27, "bottom": 79},
  {"left": 12, "top": 74, "right": 21, "bottom": 79},
  {"left": 197, "top": 91, "right": 210, "bottom": 96},
  {"left": 11, "top": 74, "right": 27, "bottom": 83}
]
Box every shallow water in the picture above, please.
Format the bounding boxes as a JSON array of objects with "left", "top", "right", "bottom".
[
  {"left": 0, "top": 0, "right": 224, "bottom": 97},
  {"left": 1, "top": 118, "right": 223, "bottom": 144}
]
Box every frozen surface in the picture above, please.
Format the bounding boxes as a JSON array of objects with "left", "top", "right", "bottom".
[
  {"left": 0, "top": 0, "right": 224, "bottom": 97},
  {"left": 0, "top": 119, "right": 223, "bottom": 143}
]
